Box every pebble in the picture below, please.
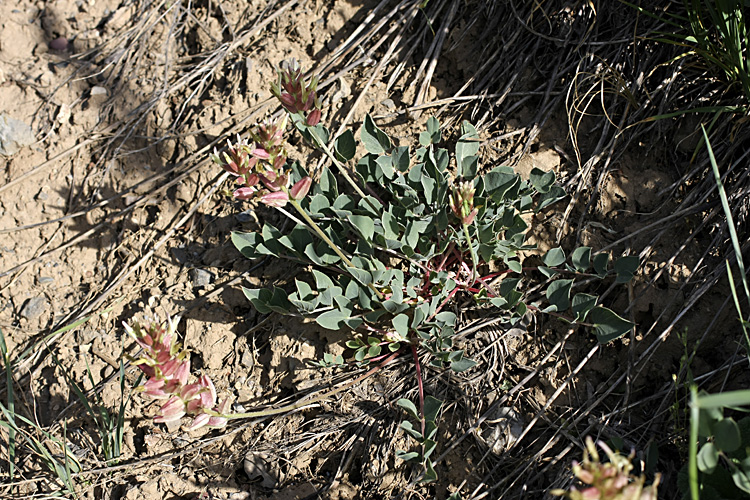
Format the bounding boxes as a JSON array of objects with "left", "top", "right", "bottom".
[
  {"left": 37, "top": 276, "right": 55, "bottom": 284},
  {"left": 20, "top": 296, "right": 48, "bottom": 320},
  {"left": 170, "top": 247, "right": 190, "bottom": 264},
  {"left": 381, "top": 98, "right": 396, "bottom": 110},
  {"left": 49, "top": 37, "right": 69, "bottom": 51},
  {"left": 234, "top": 210, "right": 254, "bottom": 223},
  {"left": 0, "top": 114, "right": 36, "bottom": 156},
  {"left": 190, "top": 268, "right": 213, "bottom": 288}
]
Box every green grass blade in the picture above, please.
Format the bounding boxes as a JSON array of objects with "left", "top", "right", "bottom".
[
  {"left": 0, "top": 326, "right": 15, "bottom": 481},
  {"left": 696, "top": 389, "right": 750, "bottom": 409},
  {"left": 703, "top": 125, "right": 750, "bottom": 313},
  {"left": 689, "top": 386, "right": 700, "bottom": 500}
]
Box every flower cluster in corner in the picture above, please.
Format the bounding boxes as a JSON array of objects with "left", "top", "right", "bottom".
[
  {"left": 124, "top": 316, "right": 229, "bottom": 430},
  {"left": 551, "top": 437, "right": 660, "bottom": 500}
]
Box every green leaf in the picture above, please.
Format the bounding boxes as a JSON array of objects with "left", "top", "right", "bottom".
[
  {"left": 535, "top": 186, "right": 566, "bottom": 211},
  {"left": 614, "top": 255, "right": 639, "bottom": 283},
  {"left": 334, "top": 129, "right": 356, "bottom": 162},
  {"left": 506, "top": 259, "right": 522, "bottom": 274},
  {"left": 589, "top": 306, "right": 634, "bottom": 343},
  {"left": 361, "top": 114, "right": 391, "bottom": 154},
  {"left": 543, "top": 247, "right": 566, "bottom": 267},
  {"left": 397, "top": 398, "right": 420, "bottom": 420},
  {"left": 421, "top": 459, "right": 437, "bottom": 483},
  {"left": 698, "top": 442, "right": 719, "bottom": 473},
  {"left": 571, "top": 246, "right": 592, "bottom": 272},
  {"left": 423, "top": 396, "right": 442, "bottom": 422},
  {"left": 529, "top": 167, "right": 556, "bottom": 193},
  {"left": 546, "top": 279, "right": 573, "bottom": 312},
  {"left": 393, "top": 146, "right": 411, "bottom": 172},
  {"left": 392, "top": 314, "right": 410, "bottom": 338},
  {"left": 571, "top": 293, "right": 598, "bottom": 322},
  {"left": 382, "top": 211, "right": 400, "bottom": 239},
  {"left": 456, "top": 121, "right": 480, "bottom": 178},
  {"left": 714, "top": 418, "right": 741, "bottom": 452},
  {"left": 593, "top": 253, "right": 609, "bottom": 278},
  {"left": 396, "top": 450, "right": 420, "bottom": 462},
  {"left": 349, "top": 215, "right": 375, "bottom": 242},
  {"left": 451, "top": 358, "right": 477, "bottom": 372},
  {"left": 419, "top": 117, "right": 441, "bottom": 146},
  {"left": 231, "top": 231, "right": 264, "bottom": 259},
  {"left": 316, "top": 309, "right": 359, "bottom": 330}
]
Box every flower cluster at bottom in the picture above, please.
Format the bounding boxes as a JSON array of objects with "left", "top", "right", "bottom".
[{"left": 124, "top": 316, "right": 229, "bottom": 430}]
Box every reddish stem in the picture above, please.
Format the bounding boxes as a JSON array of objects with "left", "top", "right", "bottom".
[{"left": 411, "top": 343, "right": 426, "bottom": 437}]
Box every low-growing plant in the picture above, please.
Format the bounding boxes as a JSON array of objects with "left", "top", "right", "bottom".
[
  {"left": 551, "top": 436, "right": 661, "bottom": 500},
  {"left": 126, "top": 59, "right": 639, "bottom": 481}
]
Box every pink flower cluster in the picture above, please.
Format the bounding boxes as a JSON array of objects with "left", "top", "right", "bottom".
[
  {"left": 552, "top": 437, "right": 660, "bottom": 500},
  {"left": 270, "top": 59, "right": 322, "bottom": 127},
  {"left": 211, "top": 117, "right": 312, "bottom": 207},
  {"left": 124, "top": 316, "right": 229, "bottom": 430}
]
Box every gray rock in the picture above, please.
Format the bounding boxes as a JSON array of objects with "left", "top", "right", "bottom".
[
  {"left": 20, "top": 296, "right": 48, "bottom": 320},
  {"left": 37, "top": 276, "right": 55, "bottom": 284},
  {"left": 0, "top": 114, "right": 36, "bottom": 156},
  {"left": 381, "top": 98, "right": 396, "bottom": 109},
  {"left": 190, "top": 268, "right": 213, "bottom": 288}
]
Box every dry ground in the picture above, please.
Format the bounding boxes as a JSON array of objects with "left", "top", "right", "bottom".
[{"left": 1, "top": 0, "right": 748, "bottom": 499}]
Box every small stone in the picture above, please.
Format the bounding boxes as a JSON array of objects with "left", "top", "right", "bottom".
[
  {"left": 36, "top": 189, "right": 49, "bottom": 201},
  {"left": 90, "top": 86, "right": 108, "bottom": 97},
  {"left": 381, "top": 98, "right": 396, "bottom": 110},
  {"left": 191, "top": 268, "right": 213, "bottom": 288},
  {"left": 240, "top": 349, "right": 255, "bottom": 369},
  {"left": 37, "top": 276, "right": 54, "bottom": 284},
  {"left": 20, "top": 296, "right": 48, "bottom": 320},
  {"left": 0, "top": 114, "right": 36, "bottom": 156},
  {"left": 170, "top": 247, "right": 190, "bottom": 264},
  {"left": 49, "top": 37, "right": 69, "bottom": 51},
  {"left": 234, "top": 210, "right": 254, "bottom": 223}
]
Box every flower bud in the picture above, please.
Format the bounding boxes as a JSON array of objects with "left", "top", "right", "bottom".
[
  {"left": 290, "top": 176, "right": 312, "bottom": 201},
  {"left": 260, "top": 191, "right": 289, "bottom": 207}
]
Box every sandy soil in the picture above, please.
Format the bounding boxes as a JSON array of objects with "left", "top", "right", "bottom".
[{"left": 0, "top": 0, "right": 743, "bottom": 499}]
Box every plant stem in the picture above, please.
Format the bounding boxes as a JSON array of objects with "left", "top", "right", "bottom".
[
  {"left": 307, "top": 126, "right": 370, "bottom": 201},
  {"left": 218, "top": 349, "right": 401, "bottom": 419},
  {"left": 288, "top": 199, "right": 384, "bottom": 299},
  {"left": 462, "top": 222, "right": 478, "bottom": 284},
  {"left": 411, "top": 343, "right": 426, "bottom": 437}
]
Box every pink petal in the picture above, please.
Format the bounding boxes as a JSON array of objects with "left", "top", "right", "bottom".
[
  {"left": 260, "top": 191, "right": 289, "bottom": 208},
  {"left": 189, "top": 413, "right": 210, "bottom": 431},
  {"left": 199, "top": 375, "right": 217, "bottom": 406},
  {"left": 233, "top": 187, "right": 256, "bottom": 200},
  {"left": 250, "top": 148, "right": 270, "bottom": 160},
  {"left": 290, "top": 176, "right": 312, "bottom": 200},
  {"left": 305, "top": 109, "right": 321, "bottom": 126}
]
